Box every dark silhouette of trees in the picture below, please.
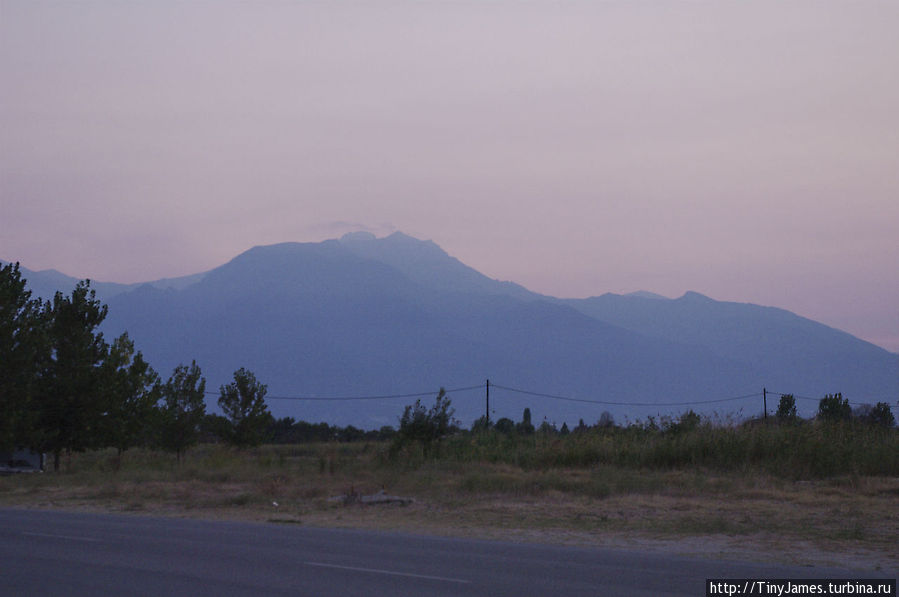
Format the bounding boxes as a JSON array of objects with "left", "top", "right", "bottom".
[
  {"left": 854, "top": 402, "right": 895, "bottom": 428},
  {"left": 494, "top": 417, "right": 515, "bottom": 434},
  {"left": 597, "top": 411, "right": 615, "bottom": 429},
  {"left": 218, "top": 368, "right": 271, "bottom": 447},
  {"left": 516, "top": 407, "right": 535, "bottom": 435},
  {"left": 38, "top": 281, "right": 109, "bottom": 471},
  {"left": 100, "top": 333, "right": 160, "bottom": 458},
  {"left": 776, "top": 394, "right": 797, "bottom": 423},
  {"left": 0, "top": 263, "right": 45, "bottom": 452},
  {"left": 159, "top": 361, "right": 207, "bottom": 461},
  {"left": 818, "top": 393, "right": 851, "bottom": 422},
  {"left": 393, "top": 388, "right": 457, "bottom": 455}
]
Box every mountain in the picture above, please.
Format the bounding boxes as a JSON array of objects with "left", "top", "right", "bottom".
[
  {"left": 563, "top": 291, "right": 898, "bottom": 407},
  {"left": 2, "top": 259, "right": 205, "bottom": 303},
  {"left": 8, "top": 235, "right": 897, "bottom": 427}
]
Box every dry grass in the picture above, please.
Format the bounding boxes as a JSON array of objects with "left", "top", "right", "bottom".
[{"left": 1, "top": 443, "right": 897, "bottom": 572}]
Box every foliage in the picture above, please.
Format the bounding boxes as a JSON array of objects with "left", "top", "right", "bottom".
[
  {"left": 494, "top": 417, "right": 515, "bottom": 434},
  {"left": 470, "top": 416, "right": 491, "bottom": 434},
  {"left": 776, "top": 394, "right": 797, "bottom": 422},
  {"left": 159, "top": 361, "right": 207, "bottom": 461},
  {"left": 663, "top": 410, "right": 702, "bottom": 434},
  {"left": 597, "top": 411, "right": 615, "bottom": 429},
  {"left": 393, "top": 388, "right": 458, "bottom": 456},
  {"left": 99, "top": 333, "right": 160, "bottom": 456},
  {"left": 38, "top": 281, "right": 109, "bottom": 470},
  {"left": 516, "top": 408, "right": 535, "bottom": 435},
  {"left": 218, "top": 368, "right": 271, "bottom": 447},
  {"left": 0, "top": 262, "right": 46, "bottom": 451},
  {"left": 427, "top": 414, "right": 899, "bottom": 478},
  {"left": 818, "top": 393, "right": 851, "bottom": 422},
  {"left": 854, "top": 402, "right": 896, "bottom": 428}
]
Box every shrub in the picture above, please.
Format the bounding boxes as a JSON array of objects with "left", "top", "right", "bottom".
[
  {"left": 818, "top": 393, "right": 851, "bottom": 422},
  {"left": 392, "top": 388, "right": 458, "bottom": 456},
  {"left": 776, "top": 394, "right": 797, "bottom": 422}
]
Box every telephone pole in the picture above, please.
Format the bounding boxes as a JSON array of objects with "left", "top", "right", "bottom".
[{"left": 486, "top": 379, "right": 490, "bottom": 426}]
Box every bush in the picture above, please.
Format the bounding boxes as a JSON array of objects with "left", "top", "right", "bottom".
[
  {"left": 776, "top": 394, "right": 797, "bottom": 422},
  {"left": 392, "top": 388, "right": 458, "bottom": 456},
  {"left": 855, "top": 402, "right": 896, "bottom": 428},
  {"left": 818, "top": 393, "right": 851, "bottom": 422}
]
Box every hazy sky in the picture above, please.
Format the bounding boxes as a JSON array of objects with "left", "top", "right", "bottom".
[{"left": 2, "top": 1, "right": 898, "bottom": 352}]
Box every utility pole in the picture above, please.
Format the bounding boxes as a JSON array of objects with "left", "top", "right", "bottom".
[
  {"left": 763, "top": 387, "right": 768, "bottom": 421},
  {"left": 486, "top": 379, "right": 490, "bottom": 426}
]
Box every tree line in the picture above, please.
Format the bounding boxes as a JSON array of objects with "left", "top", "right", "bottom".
[
  {"left": 1, "top": 263, "right": 271, "bottom": 469},
  {"left": 4, "top": 261, "right": 893, "bottom": 471}
]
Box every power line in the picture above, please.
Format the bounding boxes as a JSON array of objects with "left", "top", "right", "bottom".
[
  {"left": 766, "top": 390, "right": 893, "bottom": 407},
  {"left": 204, "top": 384, "right": 483, "bottom": 402},
  {"left": 489, "top": 383, "right": 762, "bottom": 407}
]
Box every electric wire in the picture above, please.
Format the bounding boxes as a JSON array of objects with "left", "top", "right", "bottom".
[
  {"left": 489, "top": 383, "right": 762, "bottom": 407},
  {"left": 204, "top": 384, "right": 484, "bottom": 402}
]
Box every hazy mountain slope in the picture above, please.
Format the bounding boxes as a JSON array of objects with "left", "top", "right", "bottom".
[
  {"left": 338, "top": 231, "right": 537, "bottom": 300},
  {"left": 99, "top": 240, "right": 752, "bottom": 426},
  {"left": 6, "top": 236, "right": 896, "bottom": 426},
  {"left": 565, "top": 292, "right": 897, "bottom": 404},
  {"left": 4, "top": 260, "right": 205, "bottom": 302}
]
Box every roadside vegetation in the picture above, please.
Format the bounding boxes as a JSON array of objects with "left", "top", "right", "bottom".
[{"left": 3, "top": 262, "right": 897, "bottom": 567}]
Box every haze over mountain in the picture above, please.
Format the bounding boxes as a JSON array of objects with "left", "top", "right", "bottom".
[{"left": 8, "top": 233, "right": 897, "bottom": 428}]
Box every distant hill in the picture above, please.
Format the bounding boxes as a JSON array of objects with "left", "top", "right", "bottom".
[
  {"left": 563, "top": 292, "right": 897, "bottom": 411},
  {"left": 7, "top": 234, "right": 897, "bottom": 427}
]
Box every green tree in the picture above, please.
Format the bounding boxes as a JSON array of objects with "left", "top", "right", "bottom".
[
  {"left": 38, "top": 281, "right": 109, "bottom": 471},
  {"left": 218, "top": 368, "right": 271, "bottom": 447},
  {"left": 0, "top": 262, "right": 47, "bottom": 452},
  {"left": 516, "top": 407, "right": 535, "bottom": 435},
  {"left": 857, "top": 402, "right": 896, "bottom": 428},
  {"left": 597, "top": 411, "right": 615, "bottom": 429},
  {"left": 818, "top": 393, "right": 851, "bottom": 422},
  {"left": 494, "top": 417, "right": 515, "bottom": 434},
  {"left": 470, "top": 415, "right": 491, "bottom": 433},
  {"left": 159, "top": 361, "right": 207, "bottom": 461},
  {"left": 776, "top": 394, "right": 797, "bottom": 422},
  {"left": 99, "top": 333, "right": 160, "bottom": 459},
  {"left": 393, "top": 388, "right": 457, "bottom": 456}
]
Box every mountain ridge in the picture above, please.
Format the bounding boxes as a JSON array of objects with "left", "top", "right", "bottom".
[{"left": 5, "top": 235, "right": 896, "bottom": 427}]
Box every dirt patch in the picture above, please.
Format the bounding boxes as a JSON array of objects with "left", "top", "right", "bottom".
[{"left": 2, "top": 447, "right": 896, "bottom": 573}]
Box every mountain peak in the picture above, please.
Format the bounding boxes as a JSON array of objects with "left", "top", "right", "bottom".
[
  {"left": 339, "top": 231, "right": 377, "bottom": 243},
  {"left": 679, "top": 291, "right": 713, "bottom": 302},
  {"left": 625, "top": 290, "right": 669, "bottom": 300}
]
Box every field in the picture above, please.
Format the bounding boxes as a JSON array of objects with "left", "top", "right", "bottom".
[{"left": 2, "top": 423, "right": 897, "bottom": 572}]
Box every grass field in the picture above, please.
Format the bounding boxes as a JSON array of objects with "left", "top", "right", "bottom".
[{"left": 2, "top": 421, "right": 897, "bottom": 571}]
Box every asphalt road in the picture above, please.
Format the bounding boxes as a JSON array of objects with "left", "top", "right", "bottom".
[{"left": 0, "top": 508, "right": 891, "bottom": 596}]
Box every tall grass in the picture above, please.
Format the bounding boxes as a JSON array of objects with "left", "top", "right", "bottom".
[{"left": 433, "top": 420, "right": 899, "bottom": 478}]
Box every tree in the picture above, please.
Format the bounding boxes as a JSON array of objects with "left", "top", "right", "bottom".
[
  {"left": 99, "top": 333, "right": 160, "bottom": 459},
  {"left": 818, "top": 393, "right": 851, "bottom": 422},
  {"left": 869, "top": 402, "right": 895, "bottom": 427},
  {"left": 597, "top": 411, "right": 615, "bottom": 429},
  {"left": 470, "top": 415, "right": 491, "bottom": 433},
  {"left": 515, "top": 407, "right": 535, "bottom": 435},
  {"left": 0, "top": 262, "right": 47, "bottom": 452},
  {"left": 37, "top": 281, "right": 109, "bottom": 471},
  {"left": 393, "top": 388, "right": 457, "bottom": 455},
  {"left": 218, "top": 368, "right": 271, "bottom": 447},
  {"left": 854, "top": 402, "right": 896, "bottom": 428},
  {"left": 494, "top": 417, "right": 515, "bottom": 434},
  {"left": 159, "top": 361, "right": 207, "bottom": 461},
  {"left": 776, "top": 394, "right": 797, "bottom": 423}
]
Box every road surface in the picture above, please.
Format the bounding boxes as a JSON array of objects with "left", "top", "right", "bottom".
[{"left": 0, "top": 508, "right": 890, "bottom": 596}]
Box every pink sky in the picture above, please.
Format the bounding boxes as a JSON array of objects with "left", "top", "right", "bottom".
[{"left": 2, "top": 1, "right": 898, "bottom": 352}]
